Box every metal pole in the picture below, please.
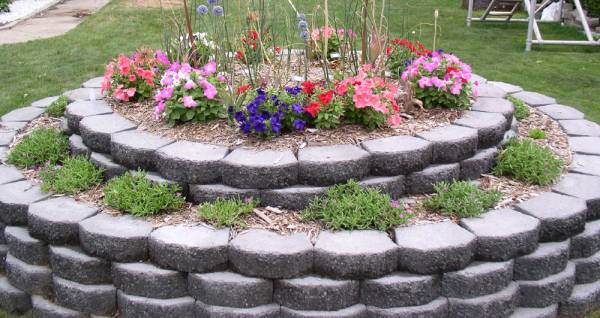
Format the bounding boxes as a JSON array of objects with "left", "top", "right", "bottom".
[
  {"left": 467, "top": 0, "right": 474, "bottom": 27},
  {"left": 526, "top": 0, "right": 535, "bottom": 51},
  {"left": 574, "top": 0, "right": 596, "bottom": 42}
]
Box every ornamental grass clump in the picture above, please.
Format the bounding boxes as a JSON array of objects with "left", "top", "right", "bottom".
[
  {"left": 303, "top": 180, "right": 411, "bottom": 231},
  {"left": 508, "top": 96, "right": 530, "bottom": 121},
  {"left": 7, "top": 128, "right": 69, "bottom": 168},
  {"left": 494, "top": 138, "right": 563, "bottom": 186},
  {"left": 45, "top": 95, "right": 69, "bottom": 118},
  {"left": 40, "top": 156, "right": 103, "bottom": 194},
  {"left": 424, "top": 181, "right": 501, "bottom": 218},
  {"left": 103, "top": 171, "right": 185, "bottom": 217},
  {"left": 198, "top": 197, "right": 257, "bottom": 228}
]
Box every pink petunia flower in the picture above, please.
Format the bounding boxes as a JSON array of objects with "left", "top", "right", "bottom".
[
  {"left": 183, "top": 96, "right": 198, "bottom": 108},
  {"left": 184, "top": 80, "right": 196, "bottom": 90},
  {"left": 200, "top": 80, "right": 217, "bottom": 99},
  {"left": 202, "top": 61, "right": 217, "bottom": 77}
]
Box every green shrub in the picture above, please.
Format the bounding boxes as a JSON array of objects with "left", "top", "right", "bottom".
[
  {"left": 0, "top": 0, "right": 12, "bottom": 13},
  {"left": 45, "top": 96, "right": 69, "bottom": 118},
  {"left": 103, "top": 171, "right": 185, "bottom": 216},
  {"left": 584, "top": 0, "right": 600, "bottom": 17},
  {"left": 303, "top": 180, "right": 411, "bottom": 231},
  {"left": 494, "top": 138, "right": 563, "bottom": 186},
  {"left": 423, "top": 181, "right": 501, "bottom": 218},
  {"left": 7, "top": 128, "right": 69, "bottom": 168},
  {"left": 528, "top": 128, "right": 546, "bottom": 139},
  {"left": 40, "top": 156, "right": 104, "bottom": 194},
  {"left": 508, "top": 95, "right": 530, "bottom": 121},
  {"left": 198, "top": 197, "right": 257, "bottom": 228}
]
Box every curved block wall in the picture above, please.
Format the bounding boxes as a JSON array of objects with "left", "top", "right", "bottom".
[{"left": 0, "top": 78, "right": 600, "bottom": 317}]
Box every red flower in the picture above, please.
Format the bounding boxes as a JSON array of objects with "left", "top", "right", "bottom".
[
  {"left": 302, "top": 81, "right": 316, "bottom": 95},
  {"left": 305, "top": 101, "right": 321, "bottom": 118},
  {"left": 236, "top": 84, "right": 251, "bottom": 95},
  {"left": 446, "top": 67, "right": 459, "bottom": 75},
  {"left": 248, "top": 30, "right": 259, "bottom": 40},
  {"left": 235, "top": 51, "right": 245, "bottom": 61},
  {"left": 275, "top": 46, "right": 282, "bottom": 54},
  {"left": 317, "top": 90, "right": 334, "bottom": 106},
  {"left": 385, "top": 46, "right": 393, "bottom": 56}
]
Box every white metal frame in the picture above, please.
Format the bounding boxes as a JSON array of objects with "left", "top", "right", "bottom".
[{"left": 466, "top": 0, "right": 600, "bottom": 50}]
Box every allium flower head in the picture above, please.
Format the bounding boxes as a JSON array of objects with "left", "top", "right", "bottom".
[
  {"left": 299, "top": 30, "right": 309, "bottom": 41},
  {"left": 196, "top": 5, "right": 208, "bottom": 15},
  {"left": 212, "top": 5, "right": 224, "bottom": 16},
  {"left": 298, "top": 20, "right": 308, "bottom": 31},
  {"left": 297, "top": 13, "right": 306, "bottom": 21},
  {"left": 207, "top": 0, "right": 218, "bottom": 5}
]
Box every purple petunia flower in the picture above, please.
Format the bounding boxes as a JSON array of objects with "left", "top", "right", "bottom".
[
  {"left": 196, "top": 5, "right": 208, "bottom": 15},
  {"left": 234, "top": 111, "right": 246, "bottom": 123},
  {"left": 293, "top": 119, "right": 306, "bottom": 131},
  {"left": 240, "top": 122, "right": 251, "bottom": 134},
  {"left": 292, "top": 102, "right": 303, "bottom": 114},
  {"left": 261, "top": 110, "right": 271, "bottom": 120},
  {"left": 286, "top": 86, "right": 302, "bottom": 96}
]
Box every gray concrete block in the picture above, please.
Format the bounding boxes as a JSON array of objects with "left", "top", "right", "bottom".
[
  {"left": 517, "top": 192, "right": 587, "bottom": 241},
  {"left": 0, "top": 147, "right": 8, "bottom": 162},
  {"left": 406, "top": 163, "right": 460, "bottom": 194},
  {"left": 442, "top": 260, "right": 513, "bottom": 298},
  {"left": 188, "top": 271, "right": 272, "bottom": 308},
  {"left": 149, "top": 225, "right": 229, "bottom": 273},
  {"left": 471, "top": 97, "right": 515, "bottom": 126},
  {"left": 395, "top": 221, "right": 476, "bottom": 274},
  {"left": 79, "top": 214, "right": 153, "bottom": 262},
  {"left": 156, "top": 141, "right": 229, "bottom": 184},
  {"left": 558, "top": 279, "right": 600, "bottom": 318},
  {"left": 509, "top": 305, "right": 557, "bottom": 318},
  {"left": 0, "top": 181, "right": 51, "bottom": 225},
  {"left": 89, "top": 152, "right": 127, "bottom": 180},
  {"left": 416, "top": 125, "right": 478, "bottom": 164},
  {"left": 82, "top": 77, "right": 103, "bottom": 89},
  {"left": 6, "top": 254, "right": 52, "bottom": 296},
  {"left": 517, "top": 262, "right": 575, "bottom": 308},
  {"left": 570, "top": 154, "right": 600, "bottom": 177},
  {"left": 298, "top": 145, "right": 370, "bottom": 186},
  {"left": 189, "top": 184, "right": 260, "bottom": 204},
  {"left": 537, "top": 104, "right": 585, "bottom": 120},
  {"left": 53, "top": 276, "right": 116, "bottom": 316},
  {"left": 260, "top": 186, "right": 327, "bottom": 210},
  {"left": 79, "top": 113, "right": 136, "bottom": 153},
  {"left": 313, "top": 231, "right": 397, "bottom": 279},
  {"left": 28, "top": 197, "right": 98, "bottom": 245},
  {"left": 1, "top": 107, "right": 45, "bottom": 122},
  {"left": 274, "top": 276, "right": 359, "bottom": 311},
  {"left": 569, "top": 219, "right": 600, "bottom": 259},
  {"left": 471, "top": 74, "right": 487, "bottom": 84},
  {"left": 110, "top": 130, "right": 174, "bottom": 171},
  {"left": 0, "top": 275, "right": 31, "bottom": 313},
  {"left": 49, "top": 245, "right": 112, "bottom": 285},
  {"left": 0, "top": 245, "right": 7, "bottom": 272},
  {"left": 514, "top": 240, "right": 570, "bottom": 281},
  {"left": 511, "top": 91, "right": 556, "bottom": 107},
  {"left": 448, "top": 282, "right": 518, "bottom": 318},
  {"left": 569, "top": 137, "right": 600, "bottom": 156},
  {"left": 0, "top": 166, "right": 24, "bottom": 185},
  {"left": 359, "top": 176, "right": 405, "bottom": 199},
  {"left": 112, "top": 262, "right": 187, "bottom": 299},
  {"left": 117, "top": 291, "right": 196, "bottom": 318},
  {"left": 460, "top": 147, "right": 498, "bottom": 180},
  {"left": 223, "top": 148, "right": 298, "bottom": 189},
  {"left": 572, "top": 250, "right": 600, "bottom": 284},
  {"left": 0, "top": 130, "right": 16, "bottom": 147},
  {"left": 361, "top": 136, "right": 432, "bottom": 176},
  {"left": 60, "top": 118, "right": 74, "bottom": 136},
  {"left": 454, "top": 111, "right": 508, "bottom": 148},
  {"left": 362, "top": 272, "right": 440, "bottom": 307},
  {"left": 5, "top": 226, "right": 48, "bottom": 265},
  {"left": 460, "top": 209, "right": 541, "bottom": 261},
  {"left": 65, "top": 100, "right": 112, "bottom": 133},
  {"left": 64, "top": 88, "right": 103, "bottom": 102},
  {"left": 31, "top": 96, "right": 59, "bottom": 108},
  {"left": 553, "top": 173, "right": 600, "bottom": 220},
  {"left": 195, "top": 301, "right": 281, "bottom": 317},
  {"left": 280, "top": 304, "right": 366, "bottom": 318},
  {"left": 68, "top": 134, "right": 91, "bottom": 158},
  {"left": 488, "top": 81, "right": 523, "bottom": 94},
  {"left": 229, "top": 229, "right": 313, "bottom": 279},
  {"left": 0, "top": 121, "right": 27, "bottom": 131},
  {"left": 366, "top": 297, "right": 448, "bottom": 318},
  {"left": 477, "top": 83, "right": 507, "bottom": 98},
  {"left": 560, "top": 120, "right": 600, "bottom": 137},
  {"left": 31, "top": 295, "right": 87, "bottom": 318}
]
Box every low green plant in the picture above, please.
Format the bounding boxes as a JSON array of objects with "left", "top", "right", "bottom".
[
  {"left": 303, "top": 180, "right": 411, "bottom": 231},
  {"left": 40, "top": 156, "right": 103, "bottom": 194},
  {"left": 103, "top": 171, "right": 185, "bottom": 216},
  {"left": 494, "top": 138, "right": 563, "bottom": 186},
  {"left": 198, "top": 197, "right": 257, "bottom": 228},
  {"left": 423, "top": 181, "right": 501, "bottom": 218},
  {"left": 528, "top": 128, "right": 546, "bottom": 139},
  {"left": 7, "top": 128, "right": 69, "bottom": 168},
  {"left": 45, "top": 95, "right": 69, "bottom": 117},
  {"left": 0, "top": 0, "right": 12, "bottom": 13},
  {"left": 508, "top": 95, "right": 530, "bottom": 121}
]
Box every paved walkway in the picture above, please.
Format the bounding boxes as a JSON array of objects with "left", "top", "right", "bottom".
[{"left": 0, "top": 0, "right": 109, "bottom": 45}]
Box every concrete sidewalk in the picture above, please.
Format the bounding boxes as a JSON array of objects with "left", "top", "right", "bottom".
[{"left": 0, "top": 0, "right": 110, "bottom": 45}]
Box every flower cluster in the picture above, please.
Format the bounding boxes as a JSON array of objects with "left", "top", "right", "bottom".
[
  {"left": 385, "top": 38, "right": 431, "bottom": 77},
  {"left": 230, "top": 86, "right": 308, "bottom": 136},
  {"left": 154, "top": 61, "right": 226, "bottom": 125},
  {"left": 309, "top": 26, "right": 355, "bottom": 59},
  {"left": 101, "top": 49, "right": 170, "bottom": 102},
  {"left": 402, "top": 51, "right": 477, "bottom": 109},
  {"left": 235, "top": 29, "right": 272, "bottom": 65},
  {"left": 196, "top": 0, "right": 223, "bottom": 17}
]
